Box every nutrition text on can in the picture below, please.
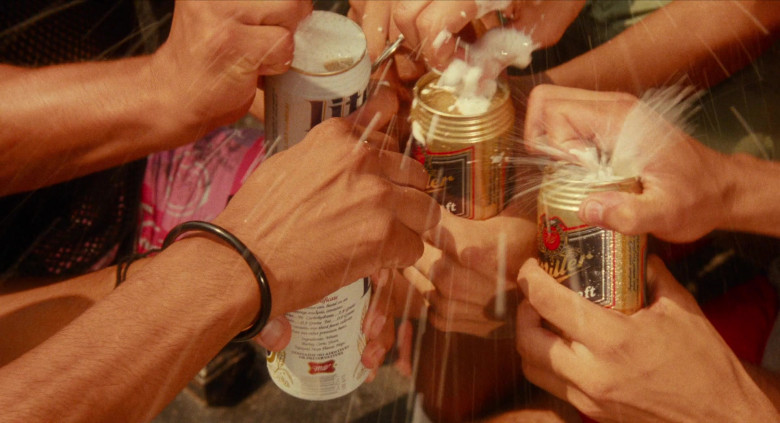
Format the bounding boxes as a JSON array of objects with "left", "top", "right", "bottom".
[
  {"left": 537, "top": 164, "right": 646, "bottom": 314},
  {"left": 409, "top": 72, "right": 515, "bottom": 220},
  {"left": 266, "top": 279, "right": 372, "bottom": 401},
  {"left": 264, "top": 10, "right": 370, "bottom": 152}
]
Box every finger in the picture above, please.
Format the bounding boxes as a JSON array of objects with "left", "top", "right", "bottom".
[
  {"left": 232, "top": 26, "right": 295, "bottom": 75},
  {"left": 377, "top": 220, "right": 426, "bottom": 268},
  {"left": 254, "top": 316, "right": 292, "bottom": 351},
  {"left": 401, "top": 262, "right": 436, "bottom": 299},
  {"left": 362, "top": 271, "right": 395, "bottom": 369},
  {"left": 233, "top": 0, "right": 313, "bottom": 31},
  {"left": 415, "top": 242, "right": 501, "bottom": 305},
  {"left": 521, "top": 361, "right": 591, "bottom": 412},
  {"left": 579, "top": 190, "right": 660, "bottom": 236},
  {"left": 516, "top": 258, "right": 624, "bottom": 345},
  {"left": 393, "top": 320, "right": 414, "bottom": 377},
  {"left": 358, "top": 1, "right": 393, "bottom": 61},
  {"left": 393, "top": 1, "right": 432, "bottom": 53},
  {"left": 386, "top": 18, "right": 426, "bottom": 83},
  {"left": 351, "top": 78, "right": 399, "bottom": 129},
  {"left": 356, "top": 126, "right": 400, "bottom": 153},
  {"left": 390, "top": 185, "right": 442, "bottom": 235},
  {"left": 514, "top": 299, "right": 580, "bottom": 380},
  {"left": 416, "top": 0, "right": 478, "bottom": 69}
]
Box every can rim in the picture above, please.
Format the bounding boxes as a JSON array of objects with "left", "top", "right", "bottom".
[{"left": 413, "top": 72, "right": 510, "bottom": 118}]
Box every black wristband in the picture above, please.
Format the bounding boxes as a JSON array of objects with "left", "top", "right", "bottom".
[
  {"left": 162, "top": 221, "right": 272, "bottom": 343},
  {"left": 116, "top": 221, "right": 272, "bottom": 343}
]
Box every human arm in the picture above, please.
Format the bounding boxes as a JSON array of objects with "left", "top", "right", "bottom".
[
  {"left": 515, "top": 255, "right": 780, "bottom": 422},
  {"left": 0, "top": 1, "right": 311, "bottom": 196},
  {"left": 0, "top": 118, "right": 441, "bottom": 422},
  {"left": 524, "top": 84, "right": 780, "bottom": 243},
  {"left": 543, "top": 0, "right": 780, "bottom": 95}
]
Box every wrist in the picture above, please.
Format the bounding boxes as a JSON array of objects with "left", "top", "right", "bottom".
[
  {"left": 144, "top": 49, "right": 204, "bottom": 145},
  {"left": 718, "top": 153, "right": 778, "bottom": 235},
  {"left": 140, "top": 234, "right": 262, "bottom": 338}
]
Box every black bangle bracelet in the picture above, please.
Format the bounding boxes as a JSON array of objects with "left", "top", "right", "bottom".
[
  {"left": 162, "top": 221, "right": 272, "bottom": 343},
  {"left": 116, "top": 221, "right": 272, "bottom": 343}
]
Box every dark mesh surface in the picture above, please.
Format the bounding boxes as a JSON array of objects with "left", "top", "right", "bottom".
[{"left": 0, "top": 0, "right": 172, "bottom": 278}]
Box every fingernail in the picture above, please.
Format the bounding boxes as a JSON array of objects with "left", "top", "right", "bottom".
[
  {"left": 259, "top": 318, "right": 284, "bottom": 346},
  {"left": 582, "top": 200, "right": 604, "bottom": 223},
  {"left": 367, "top": 314, "right": 387, "bottom": 339}
]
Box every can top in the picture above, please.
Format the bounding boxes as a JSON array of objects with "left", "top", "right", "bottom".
[
  {"left": 413, "top": 72, "right": 510, "bottom": 118},
  {"left": 410, "top": 72, "right": 514, "bottom": 145},
  {"left": 540, "top": 163, "right": 642, "bottom": 212},
  {"left": 291, "top": 11, "right": 367, "bottom": 76}
]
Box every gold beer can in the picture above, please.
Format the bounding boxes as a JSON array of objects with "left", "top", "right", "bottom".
[
  {"left": 410, "top": 72, "right": 515, "bottom": 220},
  {"left": 537, "top": 164, "right": 646, "bottom": 314}
]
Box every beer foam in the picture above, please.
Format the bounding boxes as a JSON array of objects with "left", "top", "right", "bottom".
[
  {"left": 436, "top": 28, "right": 536, "bottom": 115},
  {"left": 292, "top": 11, "right": 367, "bottom": 74}
]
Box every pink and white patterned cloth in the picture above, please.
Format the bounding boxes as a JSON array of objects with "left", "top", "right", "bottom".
[{"left": 137, "top": 127, "right": 266, "bottom": 253}]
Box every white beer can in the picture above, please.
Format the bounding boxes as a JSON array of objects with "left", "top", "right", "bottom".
[
  {"left": 266, "top": 278, "right": 372, "bottom": 400},
  {"left": 264, "top": 10, "right": 370, "bottom": 151}
]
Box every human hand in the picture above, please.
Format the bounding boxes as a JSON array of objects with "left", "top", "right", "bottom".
[
  {"left": 348, "top": 0, "right": 427, "bottom": 84},
  {"left": 514, "top": 255, "right": 780, "bottom": 422},
  {"left": 214, "top": 118, "right": 440, "bottom": 320},
  {"left": 524, "top": 84, "right": 733, "bottom": 243},
  {"left": 402, "top": 202, "right": 536, "bottom": 338},
  {"left": 393, "top": 0, "right": 585, "bottom": 71},
  {"left": 151, "top": 1, "right": 312, "bottom": 140}
]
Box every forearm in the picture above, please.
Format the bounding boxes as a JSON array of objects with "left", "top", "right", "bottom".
[
  {"left": 721, "top": 153, "right": 780, "bottom": 238},
  {"left": 0, "top": 268, "right": 116, "bottom": 366},
  {"left": 546, "top": 0, "right": 780, "bottom": 95},
  {"left": 0, "top": 237, "right": 260, "bottom": 422},
  {"left": 0, "top": 58, "right": 193, "bottom": 195}
]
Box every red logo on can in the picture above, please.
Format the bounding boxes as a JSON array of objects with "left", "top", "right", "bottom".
[{"left": 308, "top": 360, "right": 336, "bottom": 374}]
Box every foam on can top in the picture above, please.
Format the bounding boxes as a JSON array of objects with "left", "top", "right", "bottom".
[{"left": 292, "top": 11, "right": 367, "bottom": 75}]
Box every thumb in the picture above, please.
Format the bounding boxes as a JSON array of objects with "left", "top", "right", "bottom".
[
  {"left": 254, "top": 316, "right": 292, "bottom": 351},
  {"left": 578, "top": 190, "right": 656, "bottom": 236}
]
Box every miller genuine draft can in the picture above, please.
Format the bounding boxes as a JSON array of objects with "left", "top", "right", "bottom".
[
  {"left": 264, "top": 10, "right": 370, "bottom": 151},
  {"left": 410, "top": 71, "right": 515, "bottom": 220},
  {"left": 537, "top": 164, "right": 646, "bottom": 314},
  {"left": 264, "top": 10, "right": 372, "bottom": 401}
]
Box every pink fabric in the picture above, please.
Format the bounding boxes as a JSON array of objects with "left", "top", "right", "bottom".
[{"left": 138, "top": 127, "right": 265, "bottom": 252}]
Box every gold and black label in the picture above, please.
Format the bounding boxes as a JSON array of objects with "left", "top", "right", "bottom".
[
  {"left": 538, "top": 214, "right": 643, "bottom": 310},
  {"left": 415, "top": 145, "right": 474, "bottom": 218}
]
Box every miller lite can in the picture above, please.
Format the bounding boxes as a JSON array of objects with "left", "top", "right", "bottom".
[
  {"left": 264, "top": 10, "right": 370, "bottom": 151},
  {"left": 264, "top": 10, "right": 372, "bottom": 400},
  {"left": 410, "top": 71, "right": 515, "bottom": 220},
  {"left": 537, "top": 164, "right": 646, "bottom": 314}
]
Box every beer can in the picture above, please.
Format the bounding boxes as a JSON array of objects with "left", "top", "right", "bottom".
[
  {"left": 266, "top": 278, "right": 372, "bottom": 400},
  {"left": 410, "top": 71, "right": 515, "bottom": 220},
  {"left": 263, "top": 10, "right": 373, "bottom": 401},
  {"left": 537, "top": 164, "right": 646, "bottom": 313},
  {"left": 264, "top": 10, "right": 370, "bottom": 152}
]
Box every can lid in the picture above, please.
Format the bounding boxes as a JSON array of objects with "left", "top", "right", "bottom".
[
  {"left": 410, "top": 72, "right": 514, "bottom": 145},
  {"left": 540, "top": 163, "right": 642, "bottom": 211},
  {"left": 291, "top": 11, "right": 367, "bottom": 76}
]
